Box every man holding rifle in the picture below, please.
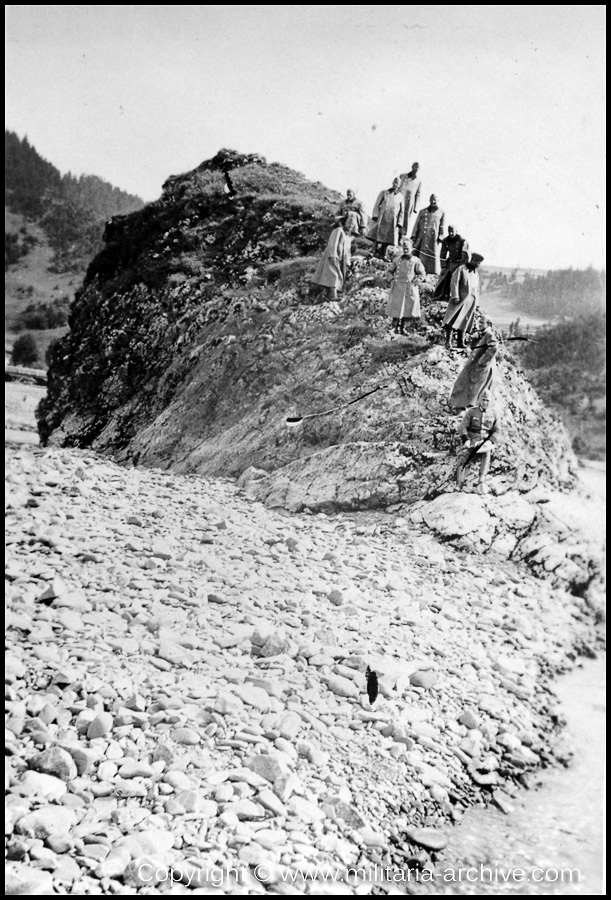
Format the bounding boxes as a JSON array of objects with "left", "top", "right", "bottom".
[{"left": 455, "top": 391, "right": 500, "bottom": 494}]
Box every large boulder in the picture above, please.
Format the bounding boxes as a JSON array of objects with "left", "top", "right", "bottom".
[{"left": 421, "top": 494, "right": 493, "bottom": 537}]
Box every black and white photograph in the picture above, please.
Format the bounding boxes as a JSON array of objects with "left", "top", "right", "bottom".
[{"left": 5, "top": 5, "right": 606, "bottom": 895}]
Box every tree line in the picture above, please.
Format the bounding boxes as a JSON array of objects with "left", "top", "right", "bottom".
[
  {"left": 485, "top": 266, "right": 605, "bottom": 318},
  {"left": 5, "top": 130, "right": 144, "bottom": 272},
  {"left": 514, "top": 311, "right": 606, "bottom": 458}
]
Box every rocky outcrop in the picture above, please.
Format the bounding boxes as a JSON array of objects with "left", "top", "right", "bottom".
[
  {"left": 237, "top": 331, "right": 575, "bottom": 510},
  {"left": 37, "top": 150, "right": 603, "bottom": 604},
  {"left": 40, "top": 151, "right": 574, "bottom": 494}
]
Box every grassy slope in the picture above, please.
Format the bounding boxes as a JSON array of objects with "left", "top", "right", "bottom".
[{"left": 5, "top": 208, "right": 72, "bottom": 363}]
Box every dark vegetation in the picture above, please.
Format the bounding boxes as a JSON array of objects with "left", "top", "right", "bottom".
[
  {"left": 515, "top": 313, "right": 606, "bottom": 459},
  {"left": 37, "top": 150, "right": 343, "bottom": 445},
  {"left": 83, "top": 149, "right": 341, "bottom": 295},
  {"left": 13, "top": 297, "right": 70, "bottom": 331},
  {"left": 11, "top": 332, "right": 39, "bottom": 367},
  {"left": 5, "top": 226, "right": 38, "bottom": 268}
]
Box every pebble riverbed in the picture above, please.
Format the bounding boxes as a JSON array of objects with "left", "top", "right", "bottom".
[{"left": 5, "top": 440, "right": 603, "bottom": 895}]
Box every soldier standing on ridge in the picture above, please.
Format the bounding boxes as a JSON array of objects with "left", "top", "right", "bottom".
[
  {"left": 311, "top": 212, "right": 358, "bottom": 302},
  {"left": 368, "top": 178, "right": 405, "bottom": 260},
  {"left": 385, "top": 238, "right": 426, "bottom": 335},
  {"left": 431, "top": 226, "right": 469, "bottom": 303},
  {"left": 411, "top": 194, "right": 445, "bottom": 275},
  {"left": 455, "top": 391, "right": 499, "bottom": 494},
  {"left": 449, "top": 318, "right": 499, "bottom": 410},
  {"left": 442, "top": 251, "right": 485, "bottom": 349},
  {"left": 398, "top": 162, "right": 422, "bottom": 235},
  {"left": 335, "top": 189, "right": 368, "bottom": 235}
]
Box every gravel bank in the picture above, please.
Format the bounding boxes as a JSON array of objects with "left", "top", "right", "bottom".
[{"left": 5, "top": 444, "right": 604, "bottom": 895}]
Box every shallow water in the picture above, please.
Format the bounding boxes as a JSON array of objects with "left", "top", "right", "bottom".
[
  {"left": 481, "top": 293, "right": 555, "bottom": 331},
  {"left": 410, "top": 656, "right": 606, "bottom": 896}
]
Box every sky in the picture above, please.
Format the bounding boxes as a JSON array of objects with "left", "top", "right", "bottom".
[{"left": 5, "top": 5, "right": 607, "bottom": 270}]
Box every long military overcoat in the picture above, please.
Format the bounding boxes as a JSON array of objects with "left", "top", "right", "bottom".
[
  {"left": 411, "top": 206, "right": 445, "bottom": 274},
  {"left": 449, "top": 327, "right": 499, "bottom": 409},
  {"left": 442, "top": 265, "right": 481, "bottom": 333},
  {"left": 368, "top": 190, "right": 404, "bottom": 247},
  {"left": 386, "top": 255, "right": 426, "bottom": 318},
  {"left": 398, "top": 173, "right": 422, "bottom": 231},
  {"left": 311, "top": 226, "right": 352, "bottom": 290}
]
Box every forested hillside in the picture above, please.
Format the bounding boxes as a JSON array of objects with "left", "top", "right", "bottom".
[
  {"left": 515, "top": 313, "right": 606, "bottom": 459},
  {"left": 485, "top": 266, "right": 605, "bottom": 318},
  {"left": 5, "top": 131, "right": 145, "bottom": 367},
  {"left": 5, "top": 130, "right": 143, "bottom": 273}
]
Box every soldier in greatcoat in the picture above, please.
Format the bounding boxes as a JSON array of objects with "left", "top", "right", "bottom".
[
  {"left": 398, "top": 162, "right": 422, "bottom": 234},
  {"left": 442, "top": 252, "right": 485, "bottom": 348},
  {"left": 449, "top": 320, "right": 499, "bottom": 410},
  {"left": 368, "top": 178, "right": 404, "bottom": 259},
  {"left": 431, "top": 226, "right": 469, "bottom": 302},
  {"left": 335, "top": 189, "right": 368, "bottom": 235},
  {"left": 311, "top": 212, "right": 358, "bottom": 301},
  {"left": 411, "top": 194, "right": 445, "bottom": 274},
  {"left": 385, "top": 239, "right": 426, "bottom": 334}
]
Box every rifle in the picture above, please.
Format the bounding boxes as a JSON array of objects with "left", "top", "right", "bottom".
[
  {"left": 468, "top": 336, "right": 539, "bottom": 351},
  {"left": 461, "top": 421, "right": 497, "bottom": 469},
  {"left": 285, "top": 382, "right": 392, "bottom": 426},
  {"left": 423, "top": 418, "right": 497, "bottom": 499}
]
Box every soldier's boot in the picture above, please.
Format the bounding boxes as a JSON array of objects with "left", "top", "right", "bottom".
[
  {"left": 455, "top": 330, "right": 467, "bottom": 349},
  {"left": 392, "top": 318, "right": 400, "bottom": 334},
  {"left": 444, "top": 326, "right": 453, "bottom": 349},
  {"left": 399, "top": 318, "right": 409, "bottom": 335},
  {"left": 327, "top": 287, "right": 338, "bottom": 301}
]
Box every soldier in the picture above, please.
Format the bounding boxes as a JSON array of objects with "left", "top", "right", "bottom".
[
  {"left": 368, "top": 177, "right": 405, "bottom": 259},
  {"left": 449, "top": 319, "right": 499, "bottom": 410},
  {"left": 443, "top": 252, "right": 485, "bottom": 349},
  {"left": 398, "top": 162, "right": 422, "bottom": 234},
  {"left": 335, "top": 189, "right": 368, "bottom": 235},
  {"left": 455, "top": 391, "right": 499, "bottom": 494},
  {"left": 431, "top": 226, "right": 469, "bottom": 302},
  {"left": 385, "top": 238, "right": 426, "bottom": 334},
  {"left": 311, "top": 212, "right": 358, "bottom": 301},
  {"left": 411, "top": 194, "right": 446, "bottom": 274}
]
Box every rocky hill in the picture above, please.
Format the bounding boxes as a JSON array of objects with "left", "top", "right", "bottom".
[{"left": 38, "top": 151, "right": 603, "bottom": 604}]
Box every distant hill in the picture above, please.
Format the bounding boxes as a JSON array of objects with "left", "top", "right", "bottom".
[
  {"left": 5, "top": 130, "right": 145, "bottom": 367},
  {"left": 5, "top": 131, "right": 62, "bottom": 219},
  {"left": 515, "top": 313, "right": 606, "bottom": 460},
  {"left": 5, "top": 130, "right": 144, "bottom": 274},
  {"left": 4, "top": 208, "right": 76, "bottom": 366},
  {"left": 482, "top": 264, "right": 605, "bottom": 319},
  {"left": 482, "top": 265, "right": 548, "bottom": 282}
]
